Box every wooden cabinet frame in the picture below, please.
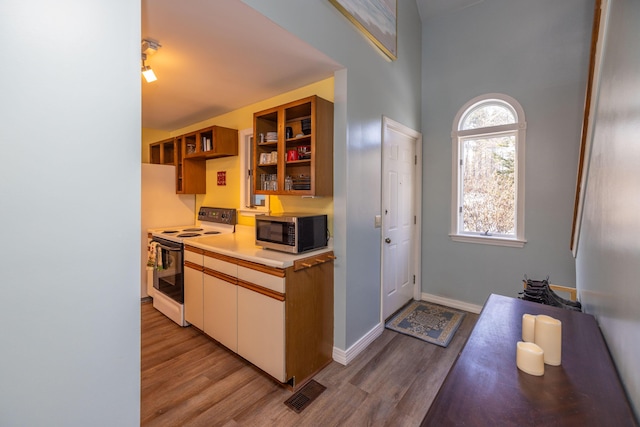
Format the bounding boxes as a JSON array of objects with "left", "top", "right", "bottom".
[
  {"left": 253, "top": 95, "right": 333, "bottom": 197},
  {"left": 149, "top": 125, "right": 238, "bottom": 194},
  {"left": 149, "top": 138, "right": 176, "bottom": 165}
]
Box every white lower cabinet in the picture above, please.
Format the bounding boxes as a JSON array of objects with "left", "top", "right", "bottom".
[
  {"left": 203, "top": 272, "right": 237, "bottom": 352},
  {"left": 237, "top": 286, "right": 285, "bottom": 382},
  {"left": 184, "top": 261, "right": 204, "bottom": 330},
  {"left": 183, "top": 244, "right": 334, "bottom": 387}
]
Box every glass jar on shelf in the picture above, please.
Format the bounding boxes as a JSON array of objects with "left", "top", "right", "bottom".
[{"left": 260, "top": 173, "right": 278, "bottom": 191}]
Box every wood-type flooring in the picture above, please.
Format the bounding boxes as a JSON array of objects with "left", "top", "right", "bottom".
[{"left": 141, "top": 301, "right": 478, "bottom": 426}]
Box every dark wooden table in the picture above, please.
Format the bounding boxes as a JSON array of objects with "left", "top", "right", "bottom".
[{"left": 422, "top": 294, "right": 638, "bottom": 426}]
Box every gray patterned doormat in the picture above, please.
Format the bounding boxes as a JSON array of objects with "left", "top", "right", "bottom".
[{"left": 385, "top": 301, "right": 466, "bottom": 347}]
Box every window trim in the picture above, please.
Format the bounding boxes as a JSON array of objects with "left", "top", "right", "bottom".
[
  {"left": 450, "top": 93, "right": 527, "bottom": 248},
  {"left": 238, "top": 127, "right": 269, "bottom": 217}
]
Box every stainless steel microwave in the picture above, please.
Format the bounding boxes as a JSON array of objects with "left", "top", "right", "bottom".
[{"left": 255, "top": 214, "right": 328, "bottom": 253}]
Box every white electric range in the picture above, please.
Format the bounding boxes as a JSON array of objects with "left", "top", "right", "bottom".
[
  {"left": 148, "top": 206, "right": 236, "bottom": 326},
  {"left": 149, "top": 206, "right": 237, "bottom": 243}
]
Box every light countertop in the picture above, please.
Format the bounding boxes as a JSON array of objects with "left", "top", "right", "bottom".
[{"left": 184, "top": 225, "right": 333, "bottom": 269}]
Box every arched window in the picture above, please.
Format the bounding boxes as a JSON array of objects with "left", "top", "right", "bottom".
[{"left": 451, "top": 94, "right": 526, "bottom": 247}]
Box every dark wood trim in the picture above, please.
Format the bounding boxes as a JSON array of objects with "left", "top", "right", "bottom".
[
  {"left": 185, "top": 245, "right": 204, "bottom": 254},
  {"left": 203, "top": 249, "right": 239, "bottom": 264},
  {"left": 236, "top": 258, "right": 286, "bottom": 277},
  {"left": 293, "top": 251, "right": 335, "bottom": 271},
  {"left": 204, "top": 267, "right": 237, "bottom": 284},
  {"left": 571, "top": 0, "right": 602, "bottom": 251},
  {"left": 237, "top": 279, "right": 285, "bottom": 301},
  {"left": 184, "top": 260, "right": 204, "bottom": 271}
]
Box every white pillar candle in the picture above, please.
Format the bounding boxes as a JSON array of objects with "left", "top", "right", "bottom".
[
  {"left": 516, "top": 341, "right": 545, "bottom": 376},
  {"left": 534, "top": 314, "right": 562, "bottom": 366},
  {"left": 522, "top": 313, "right": 536, "bottom": 342}
]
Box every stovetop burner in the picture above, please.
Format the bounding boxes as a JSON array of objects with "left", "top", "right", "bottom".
[{"left": 149, "top": 207, "right": 236, "bottom": 243}]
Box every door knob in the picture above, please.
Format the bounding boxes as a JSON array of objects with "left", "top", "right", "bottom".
[{"left": 385, "top": 238, "right": 391, "bottom": 243}]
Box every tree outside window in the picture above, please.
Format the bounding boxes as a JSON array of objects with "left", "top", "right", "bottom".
[{"left": 451, "top": 95, "right": 526, "bottom": 247}]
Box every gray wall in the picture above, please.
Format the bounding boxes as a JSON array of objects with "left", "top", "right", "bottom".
[
  {"left": 242, "top": 0, "right": 423, "bottom": 349},
  {"left": 576, "top": 0, "right": 640, "bottom": 417},
  {"left": 420, "top": 0, "right": 593, "bottom": 305},
  {"left": 0, "top": 1, "right": 140, "bottom": 425}
]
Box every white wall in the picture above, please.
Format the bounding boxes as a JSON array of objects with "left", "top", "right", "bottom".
[
  {"left": 576, "top": 0, "right": 640, "bottom": 417},
  {"left": 420, "top": 0, "right": 593, "bottom": 305},
  {"left": 0, "top": 1, "right": 140, "bottom": 425},
  {"left": 242, "top": 0, "right": 423, "bottom": 349}
]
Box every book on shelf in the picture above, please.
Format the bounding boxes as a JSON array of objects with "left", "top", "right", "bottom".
[{"left": 201, "top": 136, "right": 212, "bottom": 152}]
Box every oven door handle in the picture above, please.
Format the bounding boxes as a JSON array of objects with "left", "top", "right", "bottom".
[{"left": 150, "top": 240, "right": 182, "bottom": 252}]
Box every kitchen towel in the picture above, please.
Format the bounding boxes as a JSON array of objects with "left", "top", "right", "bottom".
[{"left": 147, "top": 242, "right": 162, "bottom": 270}]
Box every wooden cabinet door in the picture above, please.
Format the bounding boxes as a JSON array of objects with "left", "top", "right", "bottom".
[
  {"left": 253, "top": 95, "right": 333, "bottom": 197},
  {"left": 237, "top": 286, "right": 286, "bottom": 382},
  {"left": 203, "top": 273, "right": 238, "bottom": 352},
  {"left": 184, "top": 264, "right": 204, "bottom": 329}
]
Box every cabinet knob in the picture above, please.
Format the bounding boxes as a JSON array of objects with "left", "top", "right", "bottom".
[{"left": 385, "top": 238, "right": 391, "bottom": 244}]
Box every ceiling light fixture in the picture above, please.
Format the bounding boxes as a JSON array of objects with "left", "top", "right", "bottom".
[
  {"left": 141, "top": 39, "right": 161, "bottom": 83},
  {"left": 141, "top": 54, "right": 157, "bottom": 83}
]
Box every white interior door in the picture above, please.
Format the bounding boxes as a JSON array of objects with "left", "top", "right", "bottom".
[{"left": 382, "top": 117, "right": 421, "bottom": 320}]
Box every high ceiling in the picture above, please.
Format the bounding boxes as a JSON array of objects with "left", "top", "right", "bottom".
[
  {"left": 141, "top": 0, "right": 342, "bottom": 131},
  {"left": 141, "top": 0, "right": 483, "bottom": 132}
]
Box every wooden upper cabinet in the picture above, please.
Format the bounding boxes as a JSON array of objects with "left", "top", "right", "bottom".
[
  {"left": 183, "top": 125, "right": 238, "bottom": 159},
  {"left": 150, "top": 125, "right": 238, "bottom": 194},
  {"left": 253, "top": 95, "right": 334, "bottom": 197},
  {"left": 149, "top": 138, "right": 176, "bottom": 165}
]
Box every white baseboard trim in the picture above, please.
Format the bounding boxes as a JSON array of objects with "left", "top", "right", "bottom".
[
  {"left": 421, "top": 292, "right": 483, "bottom": 314},
  {"left": 332, "top": 322, "right": 384, "bottom": 366}
]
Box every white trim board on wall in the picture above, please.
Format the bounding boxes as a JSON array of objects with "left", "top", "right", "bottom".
[
  {"left": 332, "top": 322, "right": 384, "bottom": 366},
  {"left": 421, "top": 293, "right": 482, "bottom": 314}
]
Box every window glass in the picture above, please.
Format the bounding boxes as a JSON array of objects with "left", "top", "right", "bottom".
[
  {"left": 461, "top": 103, "right": 516, "bottom": 130},
  {"left": 451, "top": 94, "right": 526, "bottom": 247},
  {"left": 461, "top": 134, "right": 516, "bottom": 235}
]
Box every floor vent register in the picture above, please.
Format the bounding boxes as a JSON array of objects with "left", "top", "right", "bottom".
[{"left": 284, "top": 380, "right": 327, "bottom": 413}]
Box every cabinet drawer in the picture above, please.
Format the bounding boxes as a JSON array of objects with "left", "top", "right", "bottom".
[
  {"left": 238, "top": 265, "right": 285, "bottom": 294},
  {"left": 184, "top": 248, "right": 204, "bottom": 265},
  {"left": 204, "top": 256, "right": 237, "bottom": 277}
]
